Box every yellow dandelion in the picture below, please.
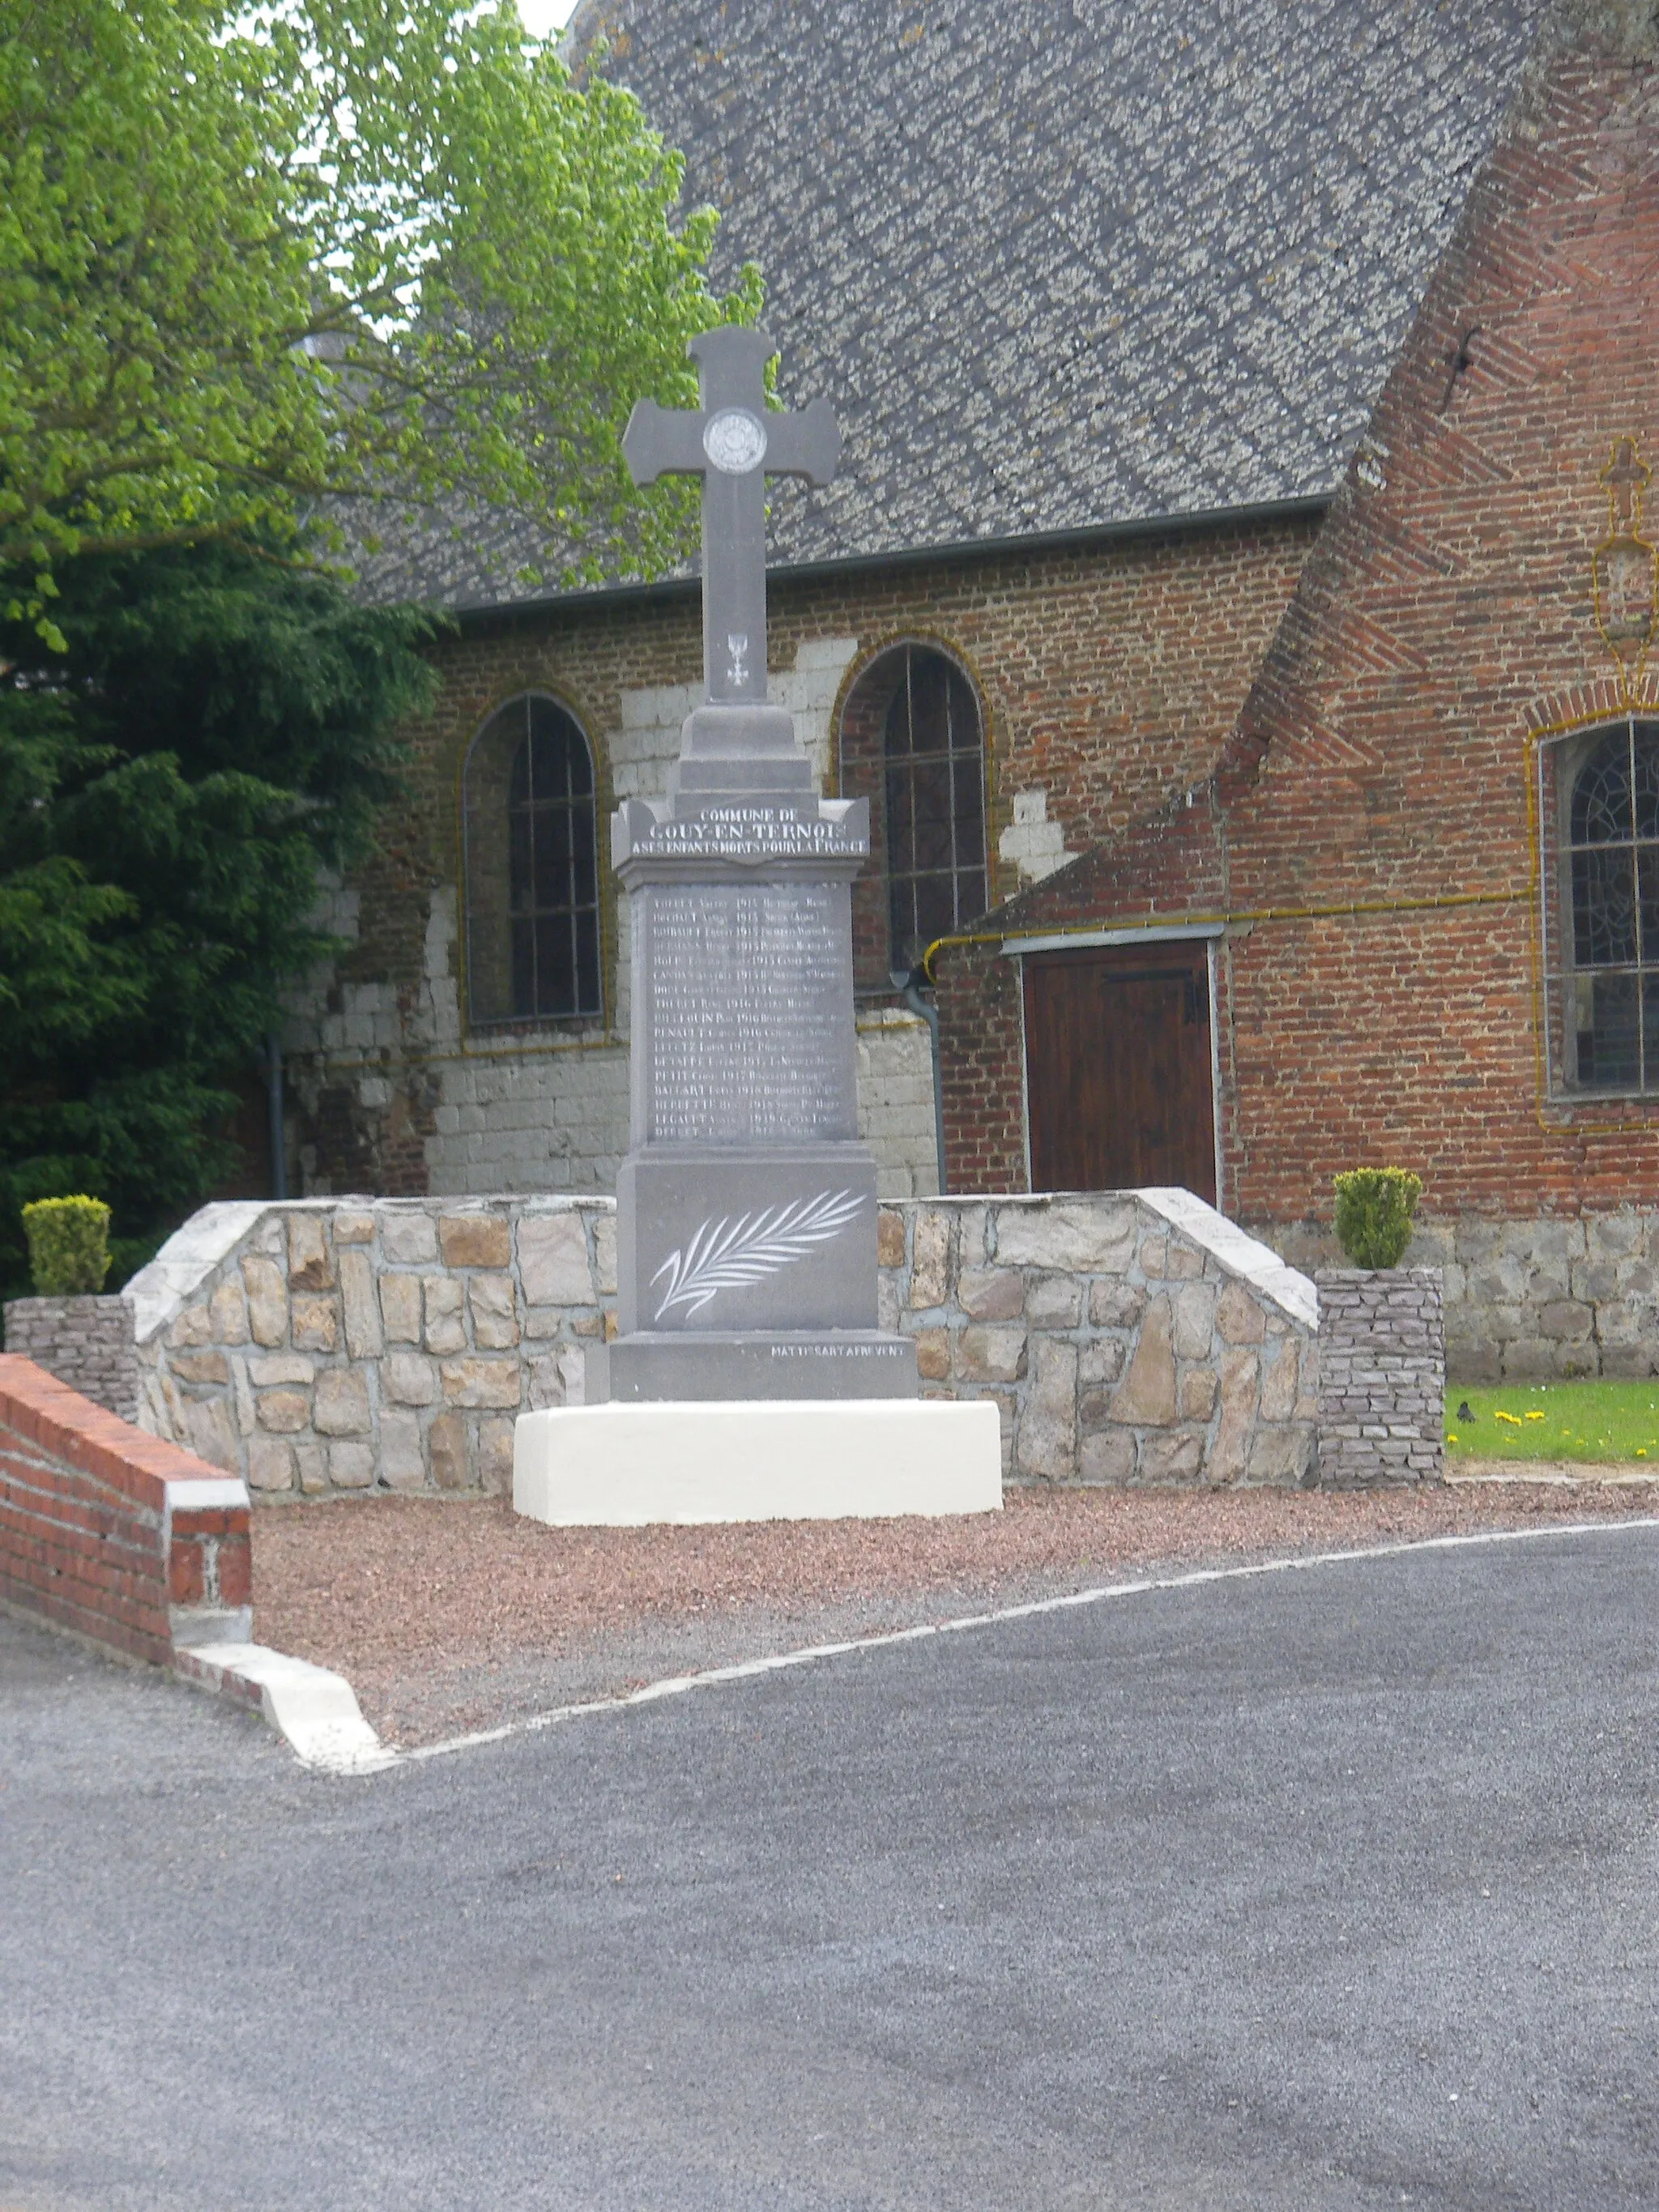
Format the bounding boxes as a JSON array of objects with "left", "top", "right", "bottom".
[
  {"left": 1525, "top": 1410, "right": 1546, "bottom": 1421},
  {"left": 1447, "top": 1432, "right": 1459, "bottom": 1443},
  {"left": 1638, "top": 1449, "right": 1648, "bottom": 1460},
  {"left": 1494, "top": 1409, "right": 1523, "bottom": 1426}
]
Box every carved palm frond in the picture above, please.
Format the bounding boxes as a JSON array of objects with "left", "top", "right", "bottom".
[{"left": 650, "top": 1189, "right": 866, "bottom": 1323}]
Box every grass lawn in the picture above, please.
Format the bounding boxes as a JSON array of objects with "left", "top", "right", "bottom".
[{"left": 1447, "top": 1379, "right": 1659, "bottom": 1463}]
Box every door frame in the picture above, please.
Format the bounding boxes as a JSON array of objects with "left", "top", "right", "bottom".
[{"left": 1003, "top": 925, "right": 1225, "bottom": 1206}]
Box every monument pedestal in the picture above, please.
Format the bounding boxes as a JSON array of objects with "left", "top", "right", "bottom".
[{"left": 514, "top": 1399, "right": 1003, "bottom": 1527}]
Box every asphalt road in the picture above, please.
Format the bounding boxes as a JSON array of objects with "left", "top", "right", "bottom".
[{"left": 3, "top": 1524, "right": 1658, "bottom": 2211}]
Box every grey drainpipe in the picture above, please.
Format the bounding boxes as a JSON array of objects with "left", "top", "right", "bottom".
[
  {"left": 891, "top": 970, "right": 947, "bottom": 1196},
  {"left": 265, "top": 1031, "right": 288, "bottom": 1201}
]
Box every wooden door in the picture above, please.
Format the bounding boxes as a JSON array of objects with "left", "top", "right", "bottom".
[{"left": 1022, "top": 944, "right": 1216, "bottom": 1200}]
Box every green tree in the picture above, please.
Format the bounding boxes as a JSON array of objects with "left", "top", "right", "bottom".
[
  {"left": 1, "top": 0, "right": 760, "bottom": 633},
  {"left": 0, "top": 541, "right": 439, "bottom": 1295}
]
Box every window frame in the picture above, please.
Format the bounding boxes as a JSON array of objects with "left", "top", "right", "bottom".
[
  {"left": 460, "top": 692, "right": 605, "bottom": 1034},
  {"left": 879, "top": 643, "right": 989, "bottom": 973},
  {"left": 1539, "top": 711, "right": 1659, "bottom": 1099}
]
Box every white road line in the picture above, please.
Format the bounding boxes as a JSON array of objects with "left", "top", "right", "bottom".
[{"left": 390, "top": 1515, "right": 1659, "bottom": 1771}]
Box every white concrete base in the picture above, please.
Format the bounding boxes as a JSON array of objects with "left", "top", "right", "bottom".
[
  {"left": 513, "top": 1399, "right": 1004, "bottom": 1527},
  {"left": 176, "top": 1642, "right": 394, "bottom": 1774}
]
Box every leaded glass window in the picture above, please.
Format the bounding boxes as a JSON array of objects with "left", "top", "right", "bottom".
[
  {"left": 883, "top": 648, "right": 987, "bottom": 970},
  {"left": 463, "top": 695, "right": 602, "bottom": 1028},
  {"left": 1559, "top": 718, "right": 1659, "bottom": 1090}
]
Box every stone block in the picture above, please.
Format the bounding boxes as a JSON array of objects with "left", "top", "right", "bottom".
[
  {"left": 295, "top": 1442, "right": 328, "bottom": 1495},
  {"left": 313, "top": 1368, "right": 372, "bottom": 1436},
  {"left": 382, "top": 1210, "right": 438, "bottom": 1264},
  {"left": 440, "top": 1213, "right": 510, "bottom": 1269},
  {"left": 167, "top": 1305, "right": 214, "bottom": 1350},
  {"left": 1247, "top": 1426, "right": 1315, "bottom": 1484},
  {"left": 1077, "top": 1337, "right": 1125, "bottom": 1386},
  {"left": 428, "top": 1411, "right": 470, "bottom": 1490},
  {"left": 1137, "top": 1234, "right": 1167, "bottom": 1276},
  {"left": 378, "top": 1409, "right": 427, "bottom": 1492},
  {"left": 1178, "top": 1367, "right": 1218, "bottom": 1421},
  {"left": 518, "top": 1213, "right": 593, "bottom": 1306},
  {"left": 383, "top": 1352, "right": 438, "bottom": 1406},
  {"left": 1172, "top": 1283, "right": 1217, "bottom": 1360},
  {"left": 1208, "top": 1345, "right": 1260, "bottom": 1485},
  {"left": 1215, "top": 1281, "right": 1266, "bottom": 1345},
  {"left": 291, "top": 1294, "right": 340, "bottom": 1353},
  {"left": 914, "top": 1328, "right": 950, "bottom": 1382},
  {"left": 334, "top": 1210, "right": 376, "bottom": 1245},
  {"left": 955, "top": 1324, "right": 1027, "bottom": 1383},
  {"left": 528, "top": 1353, "right": 567, "bottom": 1411},
  {"left": 246, "top": 1438, "right": 295, "bottom": 1493},
  {"left": 424, "top": 1276, "right": 467, "bottom": 1353},
  {"left": 181, "top": 1396, "right": 238, "bottom": 1472},
  {"left": 1140, "top": 1430, "right": 1203, "bottom": 1485},
  {"left": 380, "top": 1273, "right": 423, "bottom": 1344},
  {"left": 911, "top": 1207, "right": 951, "bottom": 1308},
  {"left": 288, "top": 1214, "right": 333, "bottom": 1290},
  {"left": 256, "top": 1388, "right": 311, "bottom": 1434},
  {"left": 1110, "top": 1294, "right": 1176, "bottom": 1425},
  {"left": 441, "top": 1355, "right": 522, "bottom": 1409},
  {"left": 594, "top": 1212, "right": 618, "bottom": 1296},
  {"left": 958, "top": 1268, "right": 1026, "bottom": 1322},
  {"left": 1163, "top": 1240, "right": 1204, "bottom": 1281},
  {"left": 1015, "top": 1338, "right": 1078, "bottom": 1481},
  {"left": 478, "top": 1417, "right": 515, "bottom": 1496},
  {"left": 992, "top": 1199, "right": 1136, "bottom": 1274},
  {"left": 876, "top": 1208, "right": 906, "bottom": 1268},
  {"left": 1537, "top": 1300, "right": 1593, "bottom": 1343},
  {"left": 208, "top": 1276, "right": 250, "bottom": 1346},
  {"left": 242, "top": 1255, "right": 288, "bottom": 1348},
  {"left": 1026, "top": 1273, "right": 1081, "bottom": 1329},
  {"left": 1587, "top": 1212, "right": 1642, "bottom": 1260},
  {"left": 1090, "top": 1281, "right": 1146, "bottom": 1331},
  {"left": 168, "top": 1350, "right": 228, "bottom": 1385},
  {"left": 1079, "top": 1428, "right": 1136, "bottom": 1485},
  {"left": 338, "top": 1248, "right": 383, "bottom": 1358},
  {"left": 247, "top": 1353, "right": 313, "bottom": 1386},
  {"left": 470, "top": 1274, "right": 520, "bottom": 1349},
  {"left": 1259, "top": 1340, "right": 1299, "bottom": 1422},
  {"left": 328, "top": 1442, "right": 376, "bottom": 1490}
]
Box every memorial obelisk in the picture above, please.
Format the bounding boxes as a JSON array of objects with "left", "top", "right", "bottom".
[{"left": 514, "top": 325, "right": 1000, "bottom": 1524}]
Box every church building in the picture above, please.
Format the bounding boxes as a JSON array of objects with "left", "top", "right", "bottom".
[{"left": 286, "top": 0, "right": 1659, "bottom": 1377}]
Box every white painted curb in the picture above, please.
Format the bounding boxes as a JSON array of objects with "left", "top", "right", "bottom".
[{"left": 177, "top": 1642, "right": 394, "bottom": 1775}]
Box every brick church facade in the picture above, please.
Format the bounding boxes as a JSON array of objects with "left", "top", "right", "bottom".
[{"left": 286, "top": 1, "right": 1659, "bottom": 1375}]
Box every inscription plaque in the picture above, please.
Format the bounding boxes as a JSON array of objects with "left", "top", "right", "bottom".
[{"left": 642, "top": 884, "right": 854, "bottom": 1144}]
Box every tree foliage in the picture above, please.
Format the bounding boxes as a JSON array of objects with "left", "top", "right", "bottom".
[
  {"left": 0, "top": 542, "right": 439, "bottom": 1294},
  {"left": 0, "top": 0, "right": 761, "bottom": 629}
]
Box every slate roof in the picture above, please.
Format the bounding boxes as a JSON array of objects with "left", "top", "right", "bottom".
[{"left": 359, "top": 0, "right": 1545, "bottom": 610}]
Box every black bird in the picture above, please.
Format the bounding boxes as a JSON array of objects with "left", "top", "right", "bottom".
[{"left": 1457, "top": 1401, "right": 1474, "bottom": 1423}]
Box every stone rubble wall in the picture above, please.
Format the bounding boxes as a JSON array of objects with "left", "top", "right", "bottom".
[
  {"left": 1267, "top": 1212, "right": 1659, "bottom": 1382},
  {"left": 2, "top": 1295, "right": 139, "bottom": 1423},
  {"left": 126, "top": 1187, "right": 1320, "bottom": 1498},
  {"left": 1315, "top": 1268, "right": 1444, "bottom": 1488}
]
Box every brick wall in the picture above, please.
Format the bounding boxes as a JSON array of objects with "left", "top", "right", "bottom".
[
  {"left": 932, "top": 15, "right": 1659, "bottom": 1266},
  {"left": 282, "top": 516, "right": 1314, "bottom": 1200},
  {"left": 2, "top": 1294, "right": 139, "bottom": 1421},
  {"left": 0, "top": 1356, "right": 252, "bottom": 1666},
  {"left": 1316, "top": 1270, "right": 1445, "bottom": 1487}
]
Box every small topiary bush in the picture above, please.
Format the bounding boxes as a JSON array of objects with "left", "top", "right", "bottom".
[
  {"left": 21, "top": 1196, "right": 113, "bottom": 1297},
  {"left": 1333, "top": 1168, "right": 1422, "bottom": 1271}
]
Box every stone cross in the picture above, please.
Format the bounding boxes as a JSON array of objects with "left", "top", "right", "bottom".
[{"left": 622, "top": 324, "right": 840, "bottom": 708}]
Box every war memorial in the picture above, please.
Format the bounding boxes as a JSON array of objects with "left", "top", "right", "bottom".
[{"left": 512, "top": 327, "right": 1001, "bottom": 1524}]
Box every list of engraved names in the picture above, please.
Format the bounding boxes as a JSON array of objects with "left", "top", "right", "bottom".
[{"left": 646, "top": 885, "right": 852, "bottom": 1140}]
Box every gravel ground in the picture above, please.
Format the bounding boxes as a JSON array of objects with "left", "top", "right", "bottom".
[{"left": 249, "top": 1475, "right": 1659, "bottom": 1747}]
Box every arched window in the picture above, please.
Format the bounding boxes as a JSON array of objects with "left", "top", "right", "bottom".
[
  {"left": 1561, "top": 717, "right": 1659, "bottom": 1089},
  {"left": 463, "top": 694, "right": 601, "bottom": 1027},
  {"left": 880, "top": 647, "right": 987, "bottom": 970}
]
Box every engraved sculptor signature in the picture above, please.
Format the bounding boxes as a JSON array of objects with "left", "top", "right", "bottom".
[{"left": 650, "top": 1190, "right": 864, "bottom": 1322}]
